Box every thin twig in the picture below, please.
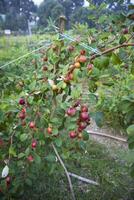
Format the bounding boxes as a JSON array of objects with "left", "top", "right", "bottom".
[
  {"left": 87, "top": 130, "right": 127, "bottom": 143},
  {"left": 90, "top": 43, "right": 134, "bottom": 61},
  {"left": 68, "top": 172, "right": 99, "bottom": 186},
  {"left": 52, "top": 143, "right": 76, "bottom": 200},
  {"left": 126, "top": 33, "right": 134, "bottom": 43}
]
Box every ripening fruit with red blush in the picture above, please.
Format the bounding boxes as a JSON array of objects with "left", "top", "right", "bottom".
[
  {"left": 42, "top": 66, "right": 48, "bottom": 71},
  {"left": 67, "top": 107, "right": 76, "bottom": 116},
  {"left": 47, "top": 127, "right": 52, "bottom": 134},
  {"left": 19, "top": 112, "right": 26, "bottom": 120},
  {"left": 69, "top": 131, "right": 77, "bottom": 139},
  {"left": 81, "top": 105, "right": 88, "bottom": 112},
  {"left": 19, "top": 98, "right": 25, "bottom": 105},
  {"left": 0, "top": 187, "right": 3, "bottom": 193},
  {"left": 0, "top": 139, "right": 4, "bottom": 147},
  {"left": 68, "top": 45, "right": 75, "bottom": 52},
  {"left": 80, "top": 49, "right": 86, "bottom": 55},
  {"left": 21, "top": 107, "right": 26, "bottom": 113},
  {"left": 43, "top": 57, "right": 48, "bottom": 62},
  {"left": 29, "top": 121, "right": 36, "bottom": 129},
  {"left": 87, "top": 64, "right": 93, "bottom": 71},
  {"left": 122, "top": 28, "right": 129, "bottom": 34},
  {"left": 79, "top": 55, "right": 87, "bottom": 63},
  {"left": 79, "top": 122, "right": 87, "bottom": 130},
  {"left": 21, "top": 120, "right": 26, "bottom": 126},
  {"left": 32, "top": 140, "right": 37, "bottom": 149},
  {"left": 6, "top": 176, "right": 11, "bottom": 187},
  {"left": 80, "top": 112, "right": 89, "bottom": 121},
  {"left": 27, "top": 155, "right": 34, "bottom": 162}
]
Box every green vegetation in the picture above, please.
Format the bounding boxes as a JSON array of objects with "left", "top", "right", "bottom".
[{"left": 0, "top": 1, "right": 134, "bottom": 200}]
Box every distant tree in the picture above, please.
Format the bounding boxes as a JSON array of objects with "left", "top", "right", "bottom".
[
  {"left": 0, "top": 0, "right": 5, "bottom": 14},
  {"left": 88, "top": 0, "right": 131, "bottom": 11},
  {"left": 38, "top": 0, "right": 65, "bottom": 28},
  {"left": 70, "top": 7, "right": 90, "bottom": 25},
  {"left": 0, "top": 0, "right": 37, "bottom": 31}
]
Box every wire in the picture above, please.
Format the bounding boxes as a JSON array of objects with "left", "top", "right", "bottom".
[
  {"left": 0, "top": 42, "right": 52, "bottom": 69},
  {"left": 0, "top": 26, "right": 100, "bottom": 69}
]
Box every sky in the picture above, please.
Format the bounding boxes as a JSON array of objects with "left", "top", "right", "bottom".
[
  {"left": 33, "top": 0, "right": 89, "bottom": 6},
  {"left": 33, "top": 0, "right": 134, "bottom": 6}
]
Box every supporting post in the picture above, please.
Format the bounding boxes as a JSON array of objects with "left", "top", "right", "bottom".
[{"left": 59, "top": 15, "right": 66, "bottom": 38}]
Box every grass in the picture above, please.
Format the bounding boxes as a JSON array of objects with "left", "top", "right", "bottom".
[
  {"left": 9, "top": 139, "right": 133, "bottom": 200},
  {"left": 0, "top": 34, "right": 56, "bottom": 66}
]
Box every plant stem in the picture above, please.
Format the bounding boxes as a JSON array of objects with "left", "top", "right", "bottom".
[{"left": 52, "top": 143, "right": 76, "bottom": 200}]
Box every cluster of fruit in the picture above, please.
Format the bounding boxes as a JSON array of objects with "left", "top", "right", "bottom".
[
  {"left": 64, "top": 49, "right": 93, "bottom": 84},
  {"left": 67, "top": 102, "right": 90, "bottom": 139}
]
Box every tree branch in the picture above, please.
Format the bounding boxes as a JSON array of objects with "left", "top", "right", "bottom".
[
  {"left": 90, "top": 43, "right": 134, "bottom": 61},
  {"left": 52, "top": 143, "right": 76, "bottom": 200},
  {"left": 87, "top": 130, "right": 127, "bottom": 143},
  {"left": 68, "top": 172, "right": 99, "bottom": 186}
]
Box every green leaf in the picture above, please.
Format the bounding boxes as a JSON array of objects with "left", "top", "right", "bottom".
[
  {"left": 111, "top": 53, "right": 122, "bottom": 65},
  {"left": 83, "top": 131, "right": 89, "bottom": 141},
  {"left": 79, "top": 141, "right": 86, "bottom": 150},
  {"left": 55, "top": 138, "right": 62, "bottom": 147},
  {"left": 20, "top": 134, "right": 28, "bottom": 142},
  {"left": 18, "top": 153, "right": 25, "bottom": 159},
  {"left": 46, "top": 154, "right": 56, "bottom": 162},
  {"left": 127, "top": 125, "right": 134, "bottom": 135},
  {"left": 25, "top": 178, "right": 32, "bottom": 186},
  {"left": 53, "top": 128, "right": 59, "bottom": 135},
  {"left": 95, "top": 112, "right": 104, "bottom": 127},
  {"left": 34, "top": 153, "right": 41, "bottom": 164},
  {"left": 9, "top": 146, "right": 17, "bottom": 157},
  {"left": 119, "top": 35, "right": 127, "bottom": 44},
  {"left": 29, "top": 80, "right": 36, "bottom": 91},
  {"left": 128, "top": 134, "right": 134, "bottom": 149}
]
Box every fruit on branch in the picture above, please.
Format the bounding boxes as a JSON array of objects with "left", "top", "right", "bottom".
[
  {"left": 42, "top": 66, "right": 48, "bottom": 71},
  {"left": 29, "top": 121, "right": 36, "bottom": 129},
  {"left": 64, "top": 73, "right": 73, "bottom": 83},
  {"left": 69, "top": 131, "right": 77, "bottom": 139},
  {"left": 81, "top": 105, "right": 88, "bottom": 112},
  {"left": 122, "top": 28, "right": 129, "bottom": 34},
  {"left": 27, "top": 155, "right": 34, "bottom": 162},
  {"left": 19, "top": 98, "right": 25, "bottom": 105},
  {"left": 0, "top": 139, "right": 4, "bottom": 147},
  {"left": 87, "top": 64, "right": 93, "bottom": 71},
  {"left": 78, "top": 122, "right": 87, "bottom": 130},
  {"left": 21, "top": 120, "right": 26, "bottom": 126},
  {"left": 74, "top": 62, "right": 81, "bottom": 68},
  {"left": 32, "top": 59, "right": 36, "bottom": 65},
  {"left": 68, "top": 45, "right": 75, "bottom": 52},
  {"left": 43, "top": 57, "right": 48, "bottom": 62},
  {"left": 19, "top": 112, "right": 26, "bottom": 120},
  {"left": 79, "top": 55, "right": 87, "bottom": 63},
  {"left": 6, "top": 176, "right": 11, "bottom": 187},
  {"left": 47, "top": 127, "right": 52, "bottom": 134},
  {"left": 21, "top": 108, "right": 26, "bottom": 113},
  {"left": 32, "top": 140, "right": 37, "bottom": 149},
  {"left": 77, "top": 132, "right": 83, "bottom": 139},
  {"left": 80, "top": 50, "right": 86, "bottom": 55},
  {"left": 80, "top": 112, "right": 89, "bottom": 121},
  {"left": 73, "top": 100, "right": 80, "bottom": 108},
  {"left": 67, "top": 107, "right": 76, "bottom": 116},
  {"left": 52, "top": 84, "right": 58, "bottom": 91},
  {"left": 75, "top": 56, "right": 79, "bottom": 62}
]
